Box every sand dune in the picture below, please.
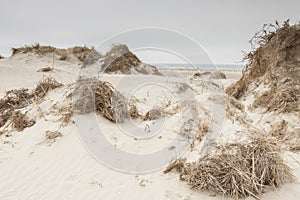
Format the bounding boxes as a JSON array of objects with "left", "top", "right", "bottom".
[{"left": 0, "top": 33, "right": 299, "bottom": 200}]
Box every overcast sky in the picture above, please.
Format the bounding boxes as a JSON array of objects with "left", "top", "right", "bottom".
[{"left": 1, "top": 0, "right": 299, "bottom": 64}]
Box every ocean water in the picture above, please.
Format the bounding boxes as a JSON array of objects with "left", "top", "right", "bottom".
[{"left": 154, "top": 63, "right": 244, "bottom": 70}]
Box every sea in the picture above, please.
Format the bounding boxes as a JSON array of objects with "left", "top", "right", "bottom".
[{"left": 153, "top": 63, "right": 244, "bottom": 70}]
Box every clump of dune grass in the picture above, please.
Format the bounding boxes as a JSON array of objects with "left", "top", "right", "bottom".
[
  {"left": 226, "top": 20, "right": 300, "bottom": 113},
  {"left": 45, "top": 131, "right": 62, "bottom": 145},
  {"left": 73, "top": 77, "right": 129, "bottom": 123},
  {"left": 72, "top": 77, "right": 98, "bottom": 114},
  {"left": 0, "top": 88, "right": 33, "bottom": 112},
  {"left": 58, "top": 104, "right": 74, "bottom": 127},
  {"left": 165, "top": 133, "right": 295, "bottom": 199},
  {"left": 102, "top": 44, "right": 141, "bottom": 74},
  {"left": 250, "top": 86, "right": 299, "bottom": 113},
  {"left": 10, "top": 111, "right": 35, "bottom": 131},
  {"left": 0, "top": 77, "right": 62, "bottom": 130},
  {"left": 11, "top": 43, "right": 102, "bottom": 63},
  {"left": 95, "top": 81, "right": 127, "bottom": 123},
  {"left": 34, "top": 77, "right": 63, "bottom": 99},
  {"left": 11, "top": 43, "right": 55, "bottom": 55}
]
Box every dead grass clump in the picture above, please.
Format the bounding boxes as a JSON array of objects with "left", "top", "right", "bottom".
[
  {"left": 129, "top": 104, "right": 140, "bottom": 119},
  {"left": 226, "top": 74, "right": 250, "bottom": 99},
  {"left": 0, "top": 88, "right": 34, "bottom": 129},
  {"left": 11, "top": 111, "right": 35, "bottom": 131},
  {"left": 45, "top": 131, "right": 62, "bottom": 145},
  {"left": 270, "top": 120, "right": 300, "bottom": 152},
  {"left": 95, "top": 81, "right": 128, "bottom": 123},
  {"left": 73, "top": 77, "right": 129, "bottom": 123},
  {"left": 0, "top": 111, "right": 10, "bottom": 128},
  {"left": 165, "top": 134, "right": 294, "bottom": 199},
  {"left": 103, "top": 44, "right": 141, "bottom": 74},
  {"left": 11, "top": 43, "right": 56, "bottom": 55},
  {"left": 69, "top": 46, "right": 98, "bottom": 62},
  {"left": 0, "top": 77, "right": 63, "bottom": 134},
  {"left": 251, "top": 86, "right": 299, "bottom": 113},
  {"left": 11, "top": 44, "right": 101, "bottom": 63},
  {"left": 34, "top": 77, "right": 63, "bottom": 99},
  {"left": 0, "top": 88, "right": 33, "bottom": 112},
  {"left": 196, "top": 122, "right": 209, "bottom": 141},
  {"left": 82, "top": 49, "right": 103, "bottom": 66},
  {"left": 59, "top": 54, "right": 67, "bottom": 60},
  {"left": 226, "top": 20, "right": 300, "bottom": 113},
  {"left": 226, "top": 95, "right": 250, "bottom": 124},
  {"left": 190, "top": 121, "right": 210, "bottom": 150},
  {"left": 59, "top": 104, "right": 74, "bottom": 127},
  {"left": 73, "top": 77, "right": 98, "bottom": 114}
]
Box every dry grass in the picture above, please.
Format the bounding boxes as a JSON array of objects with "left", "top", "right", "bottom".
[
  {"left": 11, "top": 43, "right": 55, "bottom": 55},
  {"left": 251, "top": 86, "right": 299, "bottom": 113},
  {"left": 226, "top": 96, "right": 250, "bottom": 124},
  {"left": 0, "top": 77, "right": 62, "bottom": 130},
  {"left": 128, "top": 104, "right": 140, "bottom": 119},
  {"left": 103, "top": 44, "right": 141, "bottom": 74},
  {"left": 190, "top": 121, "right": 210, "bottom": 150},
  {"left": 95, "top": 81, "right": 128, "bottom": 123},
  {"left": 34, "top": 77, "right": 63, "bottom": 99},
  {"left": 82, "top": 49, "right": 102, "bottom": 66},
  {"left": 270, "top": 120, "right": 300, "bottom": 152},
  {"left": 195, "top": 122, "right": 209, "bottom": 141},
  {"left": 0, "top": 88, "right": 33, "bottom": 129},
  {"left": 11, "top": 111, "right": 35, "bottom": 131},
  {"left": 73, "top": 77, "right": 98, "bottom": 114},
  {"left": 11, "top": 43, "right": 101, "bottom": 63},
  {"left": 226, "top": 20, "right": 300, "bottom": 113},
  {"left": 73, "top": 77, "right": 128, "bottom": 123},
  {"left": 70, "top": 46, "right": 97, "bottom": 62},
  {"left": 0, "top": 88, "right": 33, "bottom": 112},
  {"left": 59, "top": 104, "right": 74, "bottom": 127},
  {"left": 0, "top": 110, "right": 10, "bottom": 128},
  {"left": 45, "top": 131, "right": 62, "bottom": 145},
  {"left": 165, "top": 134, "right": 294, "bottom": 199}
]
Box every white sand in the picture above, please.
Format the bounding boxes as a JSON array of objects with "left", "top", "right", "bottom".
[{"left": 0, "top": 55, "right": 299, "bottom": 200}]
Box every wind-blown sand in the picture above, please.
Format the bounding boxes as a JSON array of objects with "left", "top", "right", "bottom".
[{"left": 0, "top": 43, "right": 299, "bottom": 200}]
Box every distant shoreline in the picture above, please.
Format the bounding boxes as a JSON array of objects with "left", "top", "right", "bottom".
[{"left": 152, "top": 63, "right": 244, "bottom": 70}]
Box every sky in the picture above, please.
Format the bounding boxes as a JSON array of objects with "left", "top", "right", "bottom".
[{"left": 0, "top": 0, "right": 299, "bottom": 64}]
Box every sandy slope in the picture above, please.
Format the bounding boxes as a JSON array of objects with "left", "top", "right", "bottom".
[{"left": 0, "top": 55, "right": 299, "bottom": 200}]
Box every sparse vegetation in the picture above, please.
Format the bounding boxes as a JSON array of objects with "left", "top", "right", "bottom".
[
  {"left": 103, "top": 44, "right": 141, "bottom": 74},
  {"left": 226, "top": 20, "right": 300, "bottom": 113},
  {"left": 165, "top": 134, "right": 295, "bottom": 199},
  {"left": 45, "top": 131, "right": 62, "bottom": 145},
  {"left": 11, "top": 111, "right": 35, "bottom": 131},
  {"left": 73, "top": 77, "right": 128, "bottom": 123},
  {"left": 0, "top": 77, "right": 63, "bottom": 130},
  {"left": 11, "top": 43, "right": 102, "bottom": 63},
  {"left": 34, "top": 77, "right": 63, "bottom": 99}
]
